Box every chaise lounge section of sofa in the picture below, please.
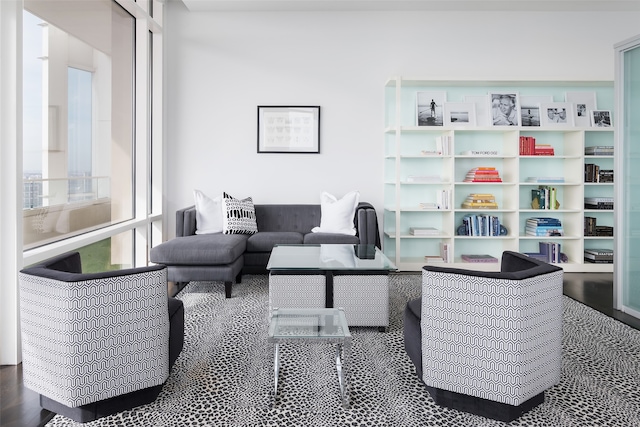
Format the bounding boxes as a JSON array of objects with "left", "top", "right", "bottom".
[{"left": 150, "top": 202, "right": 380, "bottom": 298}]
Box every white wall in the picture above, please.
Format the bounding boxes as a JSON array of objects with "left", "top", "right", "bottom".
[{"left": 164, "top": 4, "right": 640, "bottom": 238}]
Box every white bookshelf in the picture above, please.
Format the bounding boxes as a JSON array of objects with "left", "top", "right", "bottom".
[{"left": 383, "top": 77, "right": 614, "bottom": 272}]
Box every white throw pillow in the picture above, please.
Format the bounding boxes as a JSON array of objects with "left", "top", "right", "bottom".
[
  {"left": 194, "top": 189, "right": 223, "bottom": 234},
  {"left": 311, "top": 190, "right": 360, "bottom": 235}
]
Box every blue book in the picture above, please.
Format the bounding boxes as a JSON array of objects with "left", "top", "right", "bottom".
[{"left": 527, "top": 217, "right": 561, "bottom": 225}]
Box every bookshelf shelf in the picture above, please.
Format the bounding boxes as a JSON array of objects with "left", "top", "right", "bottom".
[{"left": 383, "top": 77, "right": 615, "bottom": 272}]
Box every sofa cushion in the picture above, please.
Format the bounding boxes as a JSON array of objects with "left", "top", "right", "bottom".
[
  {"left": 246, "top": 231, "right": 304, "bottom": 252},
  {"left": 194, "top": 189, "right": 223, "bottom": 234},
  {"left": 303, "top": 232, "right": 360, "bottom": 245},
  {"left": 150, "top": 234, "right": 247, "bottom": 265},
  {"left": 222, "top": 192, "right": 258, "bottom": 235}
]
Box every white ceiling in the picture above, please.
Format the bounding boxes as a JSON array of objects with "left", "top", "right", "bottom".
[{"left": 175, "top": 0, "right": 640, "bottom": 12}]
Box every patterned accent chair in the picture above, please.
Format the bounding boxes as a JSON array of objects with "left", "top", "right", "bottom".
[
  {"left": 403, "top": 251, "right": 563, "bottom": 422},
  {"left": 19, "top": 251, "right": 184, "bottom": 423}
]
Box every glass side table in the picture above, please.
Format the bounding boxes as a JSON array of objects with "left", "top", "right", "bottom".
[{"left": 267, "top": 307, "right": 352, "bottom": 408}]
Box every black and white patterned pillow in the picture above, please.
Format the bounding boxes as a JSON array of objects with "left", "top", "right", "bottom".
[{"left": 222, "top": 192, "right": 258, "bottom": 235}]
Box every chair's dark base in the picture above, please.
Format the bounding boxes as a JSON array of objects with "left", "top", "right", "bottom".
[
  {"left": 40, "top": 384, "right": 164, "bottom": 424},
  {"left": 425, "top": 385, "right": 545, "bottom": 423}
]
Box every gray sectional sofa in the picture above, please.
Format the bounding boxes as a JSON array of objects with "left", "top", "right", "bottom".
[{"left": 150, "top": 202, "right": 380, "bottom": 298}]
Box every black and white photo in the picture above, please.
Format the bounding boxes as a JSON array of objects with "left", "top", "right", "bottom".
[
  {"left": 540, "top": 102, "right": 574, "bottom": 127},
  {"left": 489, "top": 93, "right": 520, "bottom": 126},
  {"left": 565, "top": 91, "right": 597, "bottom": 127},
  {"left": 416, "top": 91, "right": 446, "bottom": 126},
  {"left": 520, "top": 95, "right": 552, "bottom": 127},
  {"left": 444, "top": 102, "right": 476, "bottom": 126},
  {"left": 591, "top": 110, "right": 612, "bottom": 127}
]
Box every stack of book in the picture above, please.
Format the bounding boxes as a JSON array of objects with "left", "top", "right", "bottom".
[
  {"left": 533, "top": 143, "right": 555, "bottom": 155},
  {"left": 598, "top": 170, "right": 614, "bottom": 183},
  {"left": 584, "top": 248, "right": 613, "bottom": 264},
  {"left": 525, "top": 241, "right": 563, "bottom": 263},
  {"left": 519, "top": 136, "right": 555, "bottom": 155},
  {"left": 459, "top": 214, "right": 501, "bottom": 236},
  {"left": 526, "top": 217, "right": 564, "bottom": 236},
  {"left": 584, "top": 197, "right": 613, "bottom": 210},
  {"left": 531, "top": 186, "right": 559, "bottom": 210},
  {"left": 584, "top": 217, "right": 614, "bottom": 236},
  {"left": 407, "top": 175, "right": 440, "bottom": 183},
  {"left": 463, "top": 167, "right": 502, "bottom": 182},
  {"left": 409, "top": 227, "right": 439, "bottom": 236},
  {"left": 461, "top": 254, "right": 498, "bottom": 263},
  {"left": 525, "top": 176, "right": 565, "bottom": 183},
  {"left": 584, "top": 164, "right": 612, "bottom": 183},
  {"left": 420, "top": 150, "right": 442, "bottom": 156},
  {"left": 461, "top": 193, "right": 498, "bottom": 209},
  {"left": 459, "top": 149, "right": 499, "bottom": 156},
  {"left": 424, "top": 255, "right": 446, "bottom": 264},
  {"left": 418, "top": 202, "right": 438, "bottom": 210},
  {"left": 585, "top": 146, "right": 614, "bottom": 156}
]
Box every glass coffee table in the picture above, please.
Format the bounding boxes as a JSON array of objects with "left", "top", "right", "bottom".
[
  {"left": 268, "top": 307, "right": 351, "bottom": 408},
  {"left": 266, "top": 244, "right": 397, "bottom": 331}
]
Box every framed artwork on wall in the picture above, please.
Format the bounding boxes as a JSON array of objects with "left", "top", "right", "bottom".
[
  {"left": 416, "top": 91, "right": 446, "bottom": 126},
  {"left": 443, "top": 102, "right": 476, "bottom": 126},
  {"left": 489, "top": 92, "right": 520, "bottom": 126},
  {"left": 540, "top": 102, "right": 575, "bottom": 127},
  {"left": 257, "top": 106, "right": 320, "bottom": 153},
  {"left": 565, "top": 91, "right": 597, "bottom": 127}
]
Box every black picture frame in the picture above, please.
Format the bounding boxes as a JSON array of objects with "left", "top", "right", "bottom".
[{"left": 257, "top": 106, "right": 320, "bottom": 153}]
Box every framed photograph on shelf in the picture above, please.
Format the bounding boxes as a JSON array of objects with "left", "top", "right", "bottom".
[
  {"left": 489, "top": 92, "right": 520, "bottom": 126},
  {"left": 416, "top": 91, "right": 446, "bottom": 126},
  {"left": 591, "top": 110, "right": 612, "bottom": 127},
  {"left": 257, "top": 106, "right": 320, "bottom": 153},
  {"left": 540, "top": 102, "right": 575, "bottom": 127},
  {"left": 444, "top": 102, "right": 476, "bottom": 126},
  {"left": 463, "top": 94, "right": 490, "bottom": 126},
  {"left": 565, "top": 91, "right": 597, "bottom": 127},
  {"left": 520, "top": 95, "right": 553, "bottom": 127}
]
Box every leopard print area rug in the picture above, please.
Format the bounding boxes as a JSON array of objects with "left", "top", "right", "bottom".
[{"left": 46, "top": 274, "right": 640, "bottom": 427}]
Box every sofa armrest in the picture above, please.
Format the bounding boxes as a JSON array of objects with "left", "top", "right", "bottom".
[
  {"left": 355, "top": 202, "right": 381, "bottom": 248},
  {"left": 176, "top": 205, "right": 197, "bottom": 237}
]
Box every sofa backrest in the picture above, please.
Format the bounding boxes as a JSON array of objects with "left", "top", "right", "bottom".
[{"left": 254, "top": 204, "right": 321, "bottom": 233}]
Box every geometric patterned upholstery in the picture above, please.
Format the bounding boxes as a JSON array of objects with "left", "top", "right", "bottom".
[
  {"left": 19, "top": 252, "right": 170, "bottom": 408},
  {"left": 269, "top": 274, "right": 390, "bottom": 328},
  {"left": 269, "top": 274, "right": 325, "bottom": 315},
  {"left": 420, "top": 251, "right": 563, "bottom": 407},
  {"left": 334, "top": 275, "right": 388, "bottom": 327}
]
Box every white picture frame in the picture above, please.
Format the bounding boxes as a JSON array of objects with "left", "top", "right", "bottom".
[
  {"left": 520, "top": 95, "right": 553, "bottom": 127},
  {"left": 489, "top": 92, "right": 520, "bottom": 126},
  {"left": 416, "top": 91, "right": 446, "bottom": 127},
  {"left": 565, "top": 91, "right": 597, "bottom": 127},
  {"left": 444, "top": 102, "right": 476, "bottom": 127},
  {"left": 591, "top": 110, "right": 612, "bottom": 127},
  {"left": 463, "top": 95, "right": 490, "bottom": 126},
  {"left": 540, "top": 102, "right": 575, "bottom": 128}
]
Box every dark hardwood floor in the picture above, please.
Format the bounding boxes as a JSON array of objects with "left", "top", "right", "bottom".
[{"left": 1, "top": 273, "right": 636, "bottom": 427}]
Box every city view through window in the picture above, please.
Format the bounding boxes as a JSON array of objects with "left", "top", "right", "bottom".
[{"left": 22, "top": 3, "right": 135, "bottom": 259}]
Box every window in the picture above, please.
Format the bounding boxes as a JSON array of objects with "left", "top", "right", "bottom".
[{"left": 22, "top": 2, "right": 135, "bottom": 250}]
